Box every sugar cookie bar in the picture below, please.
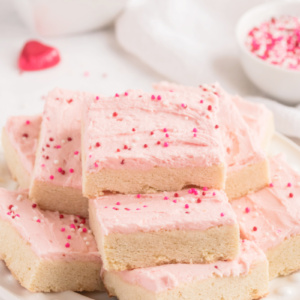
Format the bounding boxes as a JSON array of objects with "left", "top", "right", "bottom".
[
  {"left": 82, "top": 89, "right": 226, "bottom": 197},
  {"left": 233, "top": 96, "right": 274, "bottom": 151},
  {"left": 0, "top": 188, "right": 102, "bottom": 292},
  {"left": 2, "top": 115, "right": 41, "bottom": 188},
  {"left": 153, "top": 82, "right": 270, "bottom": 199},
  {"left": 29, "top": 89, "right": 94, "bottom": 217},
  {"left": 232, "top": 154, "right": 300, "bottom": 279},
  {"left": 103, "top": 240, "right": 269, "bottom": 300},
  {"left": 89, "top": 188, "right": 239, "bottom": 271}
]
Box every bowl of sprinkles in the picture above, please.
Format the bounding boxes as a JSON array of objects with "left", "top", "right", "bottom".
[{"left": 236, "top": 0, "right": 300, "bottom": 104}]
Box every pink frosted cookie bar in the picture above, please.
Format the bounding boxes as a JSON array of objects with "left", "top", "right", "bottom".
[
  {"left": 232, "top": 155, "right": 300, "bottom": 279},
  {"left": 153, "top": 82, "right": 270, "bottom": 199},
  {"left": 82, "top": 89, "right": 226, "bottom": 197},
  {"left": 2, "top": 115, "right": 41, "bottom": 188},
  {"left": 0, "top": 188, "right": 102, "bottom": 292},
  {"left": 89, "top": 188, "right": 239, "bottom": 271},
  {"left": 103, "top": 240, "right": 269, "bottom": 300},
  {"left": 233, "top": 96, "right": 274, "bottom": 151},
  {"left": 29, "top": 89, "right": 94, "bottom": 217}
]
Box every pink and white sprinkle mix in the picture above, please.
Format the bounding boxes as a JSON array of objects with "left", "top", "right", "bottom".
[{"left": 246, "top": 15, "right": 300, "bottom": 70}]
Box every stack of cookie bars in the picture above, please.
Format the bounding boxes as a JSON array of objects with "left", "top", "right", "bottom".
[{"left": 1, "top": 82, "right": 299, "bottom": 300}]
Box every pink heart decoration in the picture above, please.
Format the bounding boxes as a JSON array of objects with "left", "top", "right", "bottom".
[{"left": 18, "top": 40, "right": 61, "bottom": 71}]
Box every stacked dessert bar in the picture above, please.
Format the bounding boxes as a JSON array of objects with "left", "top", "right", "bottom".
[{"left": 0, "top": 82, "right": 299, "bottom": 299}]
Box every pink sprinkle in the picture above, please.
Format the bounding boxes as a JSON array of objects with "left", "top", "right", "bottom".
[
  {"left": 165, "top": 133, "right": 169, "bottom": 138},
  {"left": 163, "top": 128, "right": 167, "bottom": 132},
  {"left": 83, "top": 228, "right": 87, "bottom": 233},
  {"left": 65, "top": 243, "right": 70, "bottom": 248},
  {"left": 192, "top": 128, "right": 197, "bottom": 133},
  {"left": 61, "top": 228, "right": 65, "bottom": 232},
  {"left": 55, "top": 145, "right": 61, "bottom": 149},
  {"left": 124, "top": 92, "right": 128, "bottom": 96},
  {"left": 173, "top": 200, "right": 177, "bottom": 203},
  {"left": 212, "top": 192, "right": 216, "bottom": 196},
  {"left": 49, "top": 175, "right": 54, "bottom": 180},
  {"left": 67, "top": 235, "right": 71, "bottom": 239},
  {"left": 25, "top": 120, "right": 30, "bottom": 125},
  {"left": 36, "top": 219, "right": 41, "bottom": 223},
  {"left": 143, "top": 205, "right": 148, "bottom": 208},
  {"left": 125, "top": 208, "right": 130, "bottom": 211},
  {"left": 74, "top": 151, "right": 79, "bottom": 155},
  {"left": 164, "top": 196, "right": 169, "bottom": 200},
  {"left": 95, "top": 96, "right": 99, "bottom": 100},
  {"left": 200, "top": 100, "right": 204, "bottom": 104},
  {"left": 136, "top": 208, "right": 140, "bottom": 210},
  {"left": 181, "top": 103, "right": 187, "bottom": 108},
  {"left": 193, "top": 134, "right": 197, "bottom": 137},
  {"left": 58, "top": 168, "right": 62, "bottom": 173},
  {"left": 94, "top": 162, "right": 99, "bottom": 168},
  {"left": 137, "top": 194, "right": 141, "bottom": 199},
  {"left": 163, "top": 142, "right": 169, "bottom": 147},
  {"left": 157, "top": 95, "right": 161, "bottom": 100},
  {"left": 245, "top": 207, "right": 250, "bottom": 213},
  {"left": 41, "top": 164, "right": 45, "bottom": 168},
  {"left": 115, "top": 93, "right": 119, "bottom": 97},
  {"left": 151, "top": 95, "right": 155, "bottom": 100},
  {"left": 116, "top": 202, "right": 121, "bottom": 205},
  {"left": 69, "top": 168, "right": 74, "bottom": 173},
  {"left": 202, "top": 187, "right": 208, "bottom": 191},
  {"left": 287, "top": 182, "right": 292, "bottom": 187},
  {"left": 269, "top": 183, "right": 274, "bottom": 187},
  {"left": 185, "top": 204, "right": 189, "bottom": 209},
  {"left": 220, "top": 213, "right": 224, "bottom": 217},
  {"left": 70, "top": 224, "right": 76, "bottom": 229}
]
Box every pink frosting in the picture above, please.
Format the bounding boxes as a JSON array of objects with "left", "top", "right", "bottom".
[
  {"left": 32, "top": 89, "right": 94, "bottom": 190},
  {"left": 112, "top": 240, "right": 266, "bottom": 293},
  {"left": 4, "top": 115, "right": 41, "bottom": 174},
  {"left": 231, "top": 154, "right": 300, "bottom": 251},
  {"left": 233, "top": 96, "right": 273, "bottom": 147},
  {"left": 153, "top": 82, "right": 265, "bottom": 172},
  {"left": 0, "top": 188, "right": 100, "bottom": 262},
  {"left": 82, "top": 89, "right": 224, "bottom": 172},
  {"left": 90, "top": 188, "right": 237, "bottom": 235}
]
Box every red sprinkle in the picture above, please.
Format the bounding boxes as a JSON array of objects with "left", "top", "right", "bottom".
[
  {"left": 289, "top": 193, "right": 294, "bottom": 198},
  {"left": 113, "top": 112, "right": 118, "bottom": 117},
  {"left": 207, "top": 105, "right": 212, "bottom": 111},
  {"left": 174, "top": 193, "right": 179, "bottom": 197},
  {"left": 245, "top": 207, "right": 250, "bottom": 213},
  {"left": 32, "top": 204, "right": 37, "bottom": 208},
  {"left": 144, "top": 144, "right": 148, "bottom": 148},
  {"left": 95, "top": 142, "right": 101, "bottom": 147},
  {"left": 253, "top": 226, "right": 258, "bottom": 232}
]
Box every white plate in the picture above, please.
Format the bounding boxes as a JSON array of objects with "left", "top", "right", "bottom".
[{"left": 1, "top": 132, "right": 300, "bottom": 300}]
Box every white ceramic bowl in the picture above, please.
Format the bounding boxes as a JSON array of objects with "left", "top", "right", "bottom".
[
  {"left": 12, "top": 0, "right": 128, "bottom": 36},
  {"left": 236, "top": 0, "right": 300, "bottom": 105}
]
